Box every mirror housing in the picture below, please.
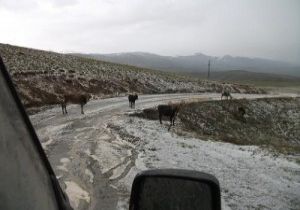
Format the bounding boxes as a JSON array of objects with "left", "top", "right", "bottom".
[{"left": 129, "top": 169, "right": 221, "bottom": 210}]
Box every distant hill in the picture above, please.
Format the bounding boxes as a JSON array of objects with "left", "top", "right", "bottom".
[
  {"left": 192, "top": 70, "right": 300, "bottom": 87},
  {"left": 72, "top": 52, "right": 300, "bottom": 77}
]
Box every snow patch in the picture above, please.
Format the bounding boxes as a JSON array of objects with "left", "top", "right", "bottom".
[
  {"left": 84, "top": 142, "right": 129, "bottom": 174},
  {"left": 41, "top": 137, "right": 54, "bottom": 150},
  {"left": 57, "top": 158, "right": 70, "bottom": 172},
  {"left": 65, "top": 181, "right": 90, "bottom": 209},
  {"left": 116, "top": 197, "right": 129, "bottom": 210},
  {"left": 85, "top": 169, "right": 94, "bottom": 183}
]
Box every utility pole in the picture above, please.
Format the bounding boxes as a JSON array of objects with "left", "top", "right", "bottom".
[{"left": 207, "top": 59, "right": 211, "bottom": 79}]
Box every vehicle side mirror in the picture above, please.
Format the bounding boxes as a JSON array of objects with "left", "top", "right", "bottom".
[{"left": 129, "top": 169, "right": 221, "bottom": 210}]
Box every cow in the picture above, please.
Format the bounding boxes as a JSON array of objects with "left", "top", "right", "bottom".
[
  {"left": 128, "top": 94, "right": 138, "bottom": 108},
  {"left": 158, "top": 103, "right": 181, "bottom": 129},
  {"left": 61, "top": 94, "right": 91, "bottom": 114},
  {"left": 238, "top": 106, "right": 246, "bottom": 117},
  {"left": 221, "top": 90, "right": 232, "bottom": 100}
]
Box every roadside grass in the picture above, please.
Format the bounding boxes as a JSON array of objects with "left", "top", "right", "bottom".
[
  {"left": 237, "top": 79, "right": 300, "bottom": 94},
  {"left": 178, "top": 98, "right": 300, "bottom": 154},
  {"left": 196, "top": 72, "right": 300, "bottom": 94},
  {"left": 261, "top": 86, "right": 300, "bottom": 94},
  {"left": 133, "top": 97, "right": 300, "bottom": 154},
  {"left": 218, "top": 80, "right": 300, "bottom": 94}
]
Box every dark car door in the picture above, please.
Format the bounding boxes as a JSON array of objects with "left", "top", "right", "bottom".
[{"left": 0, "top": 56, "right": 72, "bottom": 210}]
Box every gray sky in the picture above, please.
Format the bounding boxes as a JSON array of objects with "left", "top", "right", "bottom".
[{"left": 0, "top": 0, "right": 299, "bottom": 64}]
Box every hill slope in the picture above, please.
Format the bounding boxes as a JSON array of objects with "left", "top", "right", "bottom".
[
  {"left": 0, "top": 44, "right": 264, "bottom": 107},
  {"left": 192, "top": 70, "right": 300, "bottom": 87}
]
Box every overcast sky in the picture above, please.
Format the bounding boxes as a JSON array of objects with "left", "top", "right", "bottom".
[{"left": 0, "top": 0, "right": 299, "bottom": 64}]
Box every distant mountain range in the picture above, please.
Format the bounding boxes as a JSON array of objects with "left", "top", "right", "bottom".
[{"left": 71, "top": 52, "right": 300, "bottom": 77}]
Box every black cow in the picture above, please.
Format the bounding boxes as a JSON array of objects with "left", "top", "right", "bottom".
[
  {"left": 221, "top": 90, "right": 232, "bottom": 100},
  {"left": 238, "top": 106, "right": 246, "bottom": 117},
  {"left": 158, "top": 104, "right": 180, "bottom": 127},
  {"left": 128, "top": 94, "right": 138, "bottom": 108}
]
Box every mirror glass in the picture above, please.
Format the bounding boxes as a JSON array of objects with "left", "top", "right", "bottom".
[{"left": 138, "top": 177, "right": 212, "bottom": 210}]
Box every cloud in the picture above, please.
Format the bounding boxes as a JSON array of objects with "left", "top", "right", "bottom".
[
  {"left": 0, "top": 0, "right": 38, "bottom": 11},
  {"left": 47, "top": 0, "right": 78, "bottom": 7},
  {"left": 0, "top": 0, "right": 299, "bottom": 65}
]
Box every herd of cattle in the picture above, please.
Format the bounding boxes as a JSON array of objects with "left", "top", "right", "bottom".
[{"left": 60, "top": 90, "right": 244, "bottom": 127}]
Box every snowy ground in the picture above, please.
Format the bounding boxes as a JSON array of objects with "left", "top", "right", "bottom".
[
  {"left": 115, "top": 117, "right": 300, "bottom": 210},
  {"left": 30, "top": 93, "right": 300, "bottom": 210}
]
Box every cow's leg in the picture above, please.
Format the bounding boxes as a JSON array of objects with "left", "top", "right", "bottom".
[
  {"left": 159, "top": 113, "right": 162, "bottom": 124},
  {"left": 63, "top": 104, "right": 68, "bottom": 114},
  {"left": 81, "top": 104, "right": 84, "bottom": 114},
  {"left": 61, "top": 103, "right": 64, "bottom": 114},
  {"left": 168, "top": 115, "right": 173, "bottom": 130},
  {"left": 168, "top": 123, "right": 172, "bottom": 131}
]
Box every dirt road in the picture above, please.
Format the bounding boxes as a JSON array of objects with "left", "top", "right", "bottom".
[{"left": 29, "top": 93, "right": 300, "bottom": 210}]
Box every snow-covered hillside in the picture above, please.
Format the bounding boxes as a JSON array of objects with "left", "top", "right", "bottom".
[{"left": 0, "top": 43, "right": 265, "bottom": 107}]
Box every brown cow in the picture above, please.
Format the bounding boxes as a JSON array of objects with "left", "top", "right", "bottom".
[
  {"left": 158, "top": 102, "right": 184, "bottom": 130},
  {"left": 61, "top": 94, "right": 91, "bottom": 114}
]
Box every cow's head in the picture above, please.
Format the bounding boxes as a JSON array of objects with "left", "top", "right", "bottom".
[
  {"left": 86, "top": 94, "right": 92, "bottom": 101},
  {"left": 82, "top": 94, "right": 92, "bottom": 104}
]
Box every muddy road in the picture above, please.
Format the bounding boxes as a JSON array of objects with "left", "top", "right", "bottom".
[{"left": 29, "top": 93, "right": 300, "bottom": 210}]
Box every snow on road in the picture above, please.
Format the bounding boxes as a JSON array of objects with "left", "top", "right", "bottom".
[
  {"left": 29, "top": 93, "right": 300, "bottom": 210},
  {"left": 65, "top": 181, "right": 91, "bottom": 209}
]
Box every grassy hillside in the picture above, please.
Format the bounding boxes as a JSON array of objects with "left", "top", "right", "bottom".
[
  {"left": 0, "top": 43, "right": 265, "bottom": 107},
  {"left": 211, "top": 70, "right": 300, "bottom": 86},
  {"left": 190, "top": 70, "right": 300, "bottom": 92},
  {"left": 134, "top": 97, "right": 300, "bottom": 154},
  {"left": 178, "top": 98, "right": 300, "bottom": 154}
]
